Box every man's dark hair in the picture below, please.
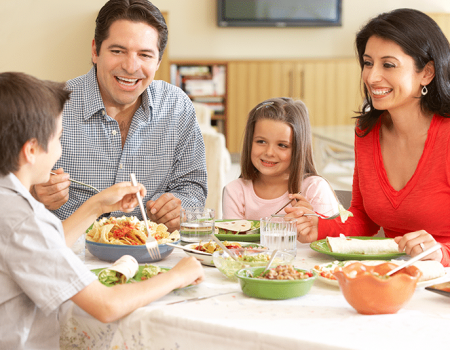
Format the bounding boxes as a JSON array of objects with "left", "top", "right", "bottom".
[{"left": 94, "top": 0, "right": 168, "bottom": 61}]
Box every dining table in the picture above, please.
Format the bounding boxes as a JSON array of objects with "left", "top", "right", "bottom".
[{"left": 59, "top": 241, "right": 450, "bottom": 350}]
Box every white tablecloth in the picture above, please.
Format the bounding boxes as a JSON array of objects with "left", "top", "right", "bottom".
[{"left": 59, "top": 244, "right": 450, "bottom": 350}]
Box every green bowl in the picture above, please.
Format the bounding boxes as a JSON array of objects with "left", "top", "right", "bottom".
[{"left": 235, "top": 267, "right": 317, "bottom": 300}]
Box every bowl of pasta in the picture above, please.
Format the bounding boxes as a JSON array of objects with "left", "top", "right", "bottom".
[{"left": 85, "top": 216, "right": 180, "bottom": 263}]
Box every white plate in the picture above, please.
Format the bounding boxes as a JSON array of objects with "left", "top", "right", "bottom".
[
  {"left": 313, "top": 260, "right": 449, "bottom": 289},
  {"left": 183, "top": 242, "right": 265, "bottom": 267}
]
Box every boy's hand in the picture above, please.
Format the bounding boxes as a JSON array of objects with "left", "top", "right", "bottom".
[
  {"left": 95, "top": 182, "right": 146, "bottom": 215},
  {"left": 32, "top": 168, "right": 70, "bottom": 210},
  {"left": 170, "top": 257, "right": 205, "bottom": 289},
  {"left": 146, "top": 193, "right": 182, "bottom": 232}
]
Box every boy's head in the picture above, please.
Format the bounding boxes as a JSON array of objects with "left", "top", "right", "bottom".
[{"left": 0, "top": 72, "right": 70, "bottom": 176}]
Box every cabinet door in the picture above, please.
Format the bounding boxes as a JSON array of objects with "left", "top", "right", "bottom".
[
  {"left": 302, "top": 58, "right": 362, "bottom": 126},
  {"left": 227, "top": 61, "right": 302, "bottom": 153}
]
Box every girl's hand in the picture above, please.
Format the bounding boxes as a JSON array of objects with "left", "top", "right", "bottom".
[
  {"left": 295, "top": 213, "right": 319, "bottom": 243},
  {"left": 284, "top": 206, "right": 319, "bottom": 243},
  {"left": 289, "top": 193, "right": 314, "bottom": 211},
  {"left": 95, "top": 182, "right": 146, "bottom": 215},
  {"left": 394, "top": 230, "right": 443, "bottom": 262}
]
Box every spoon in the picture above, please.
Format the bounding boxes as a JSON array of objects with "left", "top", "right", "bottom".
[
  {"left": 386, "top": 244, "right": 441, "bottom": 276},
  {"left": 210, "top": 234, "right": 239, "bottom": 261},
  {"left": 262, "top": 249, "right": 279, "bottom": 274}
]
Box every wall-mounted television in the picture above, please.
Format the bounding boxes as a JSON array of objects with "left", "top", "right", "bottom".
[{"left": 217, "top": 0, "right": 342, "bottom": 28}]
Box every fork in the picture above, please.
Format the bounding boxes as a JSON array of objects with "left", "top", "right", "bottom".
[
  {"left": 50, "top": 171, "right": 100, "bottom": 193},
  {"left": 303, "top": 212, "right": 340, "bottom": 220},
  {"left": 129, "top": 173, "right": 161, "bottom": 260}
]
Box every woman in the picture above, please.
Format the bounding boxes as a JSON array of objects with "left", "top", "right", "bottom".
[{"left": 291, "top": 8, "right": 450, "bottom": 266}]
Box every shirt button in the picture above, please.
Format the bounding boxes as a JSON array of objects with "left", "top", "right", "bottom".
[
  {"left": 112, "top": 130, "right": 117, "bottom": 136},
  {"left": 102, "top": 110, "right": 106, "bottom": 116},
  {"left": 119, "top": 164, "right": 123, "bottom": 169}
]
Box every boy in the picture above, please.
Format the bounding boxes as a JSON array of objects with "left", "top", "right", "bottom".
[{"left": 0, "top": 72, "right": 204, "bottom": 349}]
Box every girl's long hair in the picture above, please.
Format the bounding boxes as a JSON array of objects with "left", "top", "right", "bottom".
[{"left": 240, "top": 97, "right": 317, "bottom": 194}]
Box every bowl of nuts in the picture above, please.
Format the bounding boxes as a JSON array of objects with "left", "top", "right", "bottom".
[{"left": 235, "top": 265, "right": 317, "bottom": 300}]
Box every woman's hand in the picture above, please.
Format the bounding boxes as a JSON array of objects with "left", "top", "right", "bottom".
[
  {"left": 394, "top": 230, "right": 443, "bottom": 262},
  {"left": 94, "top": 182, "right": 146, "bottom": 215}
]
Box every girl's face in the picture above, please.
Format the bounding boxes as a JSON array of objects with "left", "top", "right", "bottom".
[
  {"left": 362, "top": 35, "right": 433, "bottom": 115},
  {"left": 251, "top": 119, "right": 293, "bottom": 179}
]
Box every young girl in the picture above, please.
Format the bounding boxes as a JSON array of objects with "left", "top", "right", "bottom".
[{"left": 222, "top": 97, "right": 338, "bottom": 221}]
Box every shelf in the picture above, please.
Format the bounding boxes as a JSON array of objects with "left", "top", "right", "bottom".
[{"left": 170, "top": 61, "right": 228, "bottom": 145}]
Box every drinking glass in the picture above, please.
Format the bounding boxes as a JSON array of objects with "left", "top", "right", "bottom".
[
  {"left": 72, "top": 234, "right": 85, "bottom": 262},
  {"left": 260, "top": 217, "right": 297, "bottom": 256},
  {"left": 180, "top": 207, "right": 215, "bottom": 243}
]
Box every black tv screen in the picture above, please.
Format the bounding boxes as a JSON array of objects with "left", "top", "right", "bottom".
[{"left": 217, "top": 0, "right": 342, "bottom": 27}]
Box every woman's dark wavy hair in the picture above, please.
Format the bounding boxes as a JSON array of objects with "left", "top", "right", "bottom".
[
  {"left": 240, "top": 97, "right": 317, "bottom": 194},
  {"left": 356, "top": 8, "right": 450, "bottom": 135},
  {"left": 94, "top": 0, "right": 168, "bottom": 61}
]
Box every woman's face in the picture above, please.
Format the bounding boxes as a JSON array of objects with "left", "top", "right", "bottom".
[{"left": 362, "top": 36, "right": 432, "bottom": 116}]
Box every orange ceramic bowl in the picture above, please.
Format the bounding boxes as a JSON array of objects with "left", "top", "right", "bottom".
[{"left": 333, "top": 262, "right": 422, "bottom": 315}]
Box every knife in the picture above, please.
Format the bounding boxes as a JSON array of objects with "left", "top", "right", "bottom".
[{"left": 166, "top": 291, "right": 236, "bottom": 305}]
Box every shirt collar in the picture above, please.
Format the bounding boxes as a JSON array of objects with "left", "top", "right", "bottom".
[
  {"left": 0, "top": 173, "right": 40, "bottom": 211},
  {"left": 81, "top": 66, "right": 152, "bottom": 121}
]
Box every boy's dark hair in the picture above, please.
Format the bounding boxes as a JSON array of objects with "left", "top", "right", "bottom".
[
  {"left": 0, "top": 72, "right": 70, "bottom": 175},
  {"left": 94, "top": 0, "right": 168, "bottom": 61}
]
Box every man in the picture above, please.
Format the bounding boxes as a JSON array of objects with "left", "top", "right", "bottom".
[{"left": 32, "top": 0, "right": 207, "bottom": 232}]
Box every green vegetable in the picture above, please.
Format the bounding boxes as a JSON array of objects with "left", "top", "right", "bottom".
[
  {"left": 142, "top": 264, "right": 166, "bottom": 279},
  {"left": 98, "top": 269, "right": 121, "bottom": 286}
]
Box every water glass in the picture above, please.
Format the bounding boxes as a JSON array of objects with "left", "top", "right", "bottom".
[
  {"left": 72, "top": 234, "right": 86, "bottom": 261},
  {"left": 180, "top": 207, "right": 215, "bottom": 243},
  {"left": 260, "top": 217, "right": 297, "bottom": 256}
]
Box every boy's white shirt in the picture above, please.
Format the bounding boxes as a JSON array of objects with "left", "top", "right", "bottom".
[{"left": 0, "top": 173, "right": 96, "bottom": 349}]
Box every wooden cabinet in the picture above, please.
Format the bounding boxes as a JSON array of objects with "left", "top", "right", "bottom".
[{"left": 226, "top": 58, "right": 362, "bottom": 153}]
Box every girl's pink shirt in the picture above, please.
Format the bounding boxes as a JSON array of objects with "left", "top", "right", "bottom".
[{"left": 222, "top": 176, "right": 339, "bottom": 220}]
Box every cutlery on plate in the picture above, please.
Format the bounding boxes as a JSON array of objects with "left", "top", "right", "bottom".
[
  {"left": 386, "top": 244, "right": 442, "bottom": 276},
  {"left": 166, "top": 242, "right": 212, "bottom": 256},
  {"left": 210, "top": 234, "right": 239, "bottom": 261},
  {"left": 129, "top": 173, "right": 161, "bottom": 260},
  {"left": 50, "top": 171, "right": 100, "bottom": 193},
  {"left": 166, "top": 291, "right": 236, "bottom": 305}
]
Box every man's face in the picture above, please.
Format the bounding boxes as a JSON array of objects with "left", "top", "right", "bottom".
[{"left": 92, "top": 19, "right": 161, "bottom": 113}]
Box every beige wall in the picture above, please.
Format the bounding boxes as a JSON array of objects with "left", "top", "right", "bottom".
[{"left": 1, "top": 0, "right": 449, "bottom": 82}]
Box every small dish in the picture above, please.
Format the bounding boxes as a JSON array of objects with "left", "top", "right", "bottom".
[
  {"left": 183, "top": 242, "right": 265, "bottom": 267},
  {"left": 310, "top": 236, "right": 406, "bottom": 260},
  {"left": 235, "top": 266, "right": 317, "bottom": 300}
]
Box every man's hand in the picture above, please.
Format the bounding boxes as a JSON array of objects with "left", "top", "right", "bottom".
[
  {"left": 146, "top": 193, "right": 182, "bottom": 232},
  {"left": 32, "top": 168, "right": 70, "bottom": 210}
]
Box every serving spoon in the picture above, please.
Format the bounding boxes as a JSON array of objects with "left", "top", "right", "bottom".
[
  {"left": 386, "top": 244, "right": 442, "bottom": 276},
  {"left": 210, "top": 234, "right": 239, "bottom": 261}
]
